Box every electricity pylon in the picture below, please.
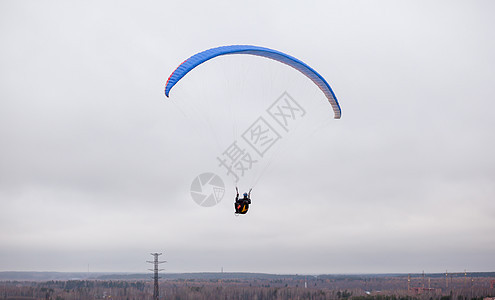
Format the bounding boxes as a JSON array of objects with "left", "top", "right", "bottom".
[{"left": 147, "top": 253, "right": 166, "bottom": 300}]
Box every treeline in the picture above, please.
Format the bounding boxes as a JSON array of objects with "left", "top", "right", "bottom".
[
  {"left": 1, "top": 278, "right": 494, "bottom": 300},
  {"left": 39, "top": 279, "right": 146, "bottom": 291}
]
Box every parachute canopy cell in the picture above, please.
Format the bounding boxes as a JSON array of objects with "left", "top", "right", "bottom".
[{"left": 165, "top": 45, "right": 341, "bottom": 119}]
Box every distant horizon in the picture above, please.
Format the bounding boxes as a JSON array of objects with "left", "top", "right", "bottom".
[
  {"left": 2, "top": 270, "right": 494, "bottom": 275},
  {"left": 3, "top": 270, "right": 495, "bottom": 284}
]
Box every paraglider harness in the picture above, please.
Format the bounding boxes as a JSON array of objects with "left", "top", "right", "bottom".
[{"left": 235, "top": 187, "right": 251, "bottom": 215}]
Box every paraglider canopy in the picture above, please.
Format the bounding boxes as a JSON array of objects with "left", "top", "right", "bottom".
[{"left": 165, "top": 45, "right": 341, "bottom": 119}]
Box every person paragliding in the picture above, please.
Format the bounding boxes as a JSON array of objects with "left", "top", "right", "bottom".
[
  {"left": 235, "top": 187, "right": 251, "bottom": 214},
  {"left": 164, "top": 45, "right": 343, "bottom": 215}
]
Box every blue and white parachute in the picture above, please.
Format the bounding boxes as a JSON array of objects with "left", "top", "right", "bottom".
[{"left": 165, "top": 45, "right": 341, "bottom": 119}]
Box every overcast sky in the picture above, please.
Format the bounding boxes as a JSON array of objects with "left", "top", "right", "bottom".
[{"left": 1, "top": 0, "right": 494, "bottom": 274}]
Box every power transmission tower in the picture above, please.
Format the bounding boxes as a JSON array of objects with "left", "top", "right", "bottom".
[{"left": 147, "top": 253, "right": 166, "bottom": 300}]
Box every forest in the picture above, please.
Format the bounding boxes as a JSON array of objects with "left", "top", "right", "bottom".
[{"left": 1, "top": 272, "right": 494, "bottom": 300}]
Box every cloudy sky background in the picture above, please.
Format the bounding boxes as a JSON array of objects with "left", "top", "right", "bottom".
[{"left": 1, "top": 0, "right": 494, "bottom": 274}]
